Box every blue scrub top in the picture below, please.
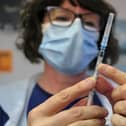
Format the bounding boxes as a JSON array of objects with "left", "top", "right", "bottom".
[
  {"left": 0, "top": 106, "right": 9, "bottom": 126},
  {"left": 27, "top": 84, "right": 102, "bottom": 115}
]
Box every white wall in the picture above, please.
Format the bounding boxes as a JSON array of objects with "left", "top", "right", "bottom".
[
  {"left": 106, "top": 0, "right": 126, "bottom": 20},
  {"left": 0, "top": 30, "right": 43, "bottom": 84}
]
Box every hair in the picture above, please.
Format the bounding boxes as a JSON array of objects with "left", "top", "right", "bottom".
[{"left": 17, "top": 0, "right": 119, "bottom": 69}]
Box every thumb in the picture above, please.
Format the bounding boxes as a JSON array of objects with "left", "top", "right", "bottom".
[
  {"left": 96, "top": 75, "right": 114, "bottom": 105},
  {"left": 97, "top": 63, "right": 126, "bottom": 85}
]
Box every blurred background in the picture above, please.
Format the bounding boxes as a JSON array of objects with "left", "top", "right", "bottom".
[{"left": 0, "top": 0, "right": 126, "bottom": 84}]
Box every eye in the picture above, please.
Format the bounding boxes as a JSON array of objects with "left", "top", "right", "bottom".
[
  {"left": 55, "top": 16, "right": 70, "bottom": 21},
  {"left": 84, "top": 21, "right": 96, "bottom": 27}
]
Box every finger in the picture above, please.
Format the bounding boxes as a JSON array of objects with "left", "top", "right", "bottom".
[
  {"left": 114, "top": 100, "right": 126, "bottom": 116},
  {"left": 50, "top": 106, "right": 107, "bottom": 126},
  {"left": 98, "top": 64, "right": 126, "bottom": 85},
  {"left": 33, "top": 77, "right": 96, "bottom": 116},
  {"left": 68, "top": 119, "right": 105, "bottom": 126},
  {"left": 112, "top": 114, "right": 126, "bottom": 126},
  {"left": 96, "top": 75, "right": 114, "bottom": 104},
  {"left": 112, "top": 84, "right": 126, "bottom": 102},
  {"left": 73, "top": 97, "right": 88, "bottom": 107}
]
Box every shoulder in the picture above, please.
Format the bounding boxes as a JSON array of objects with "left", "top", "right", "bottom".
[
  {"left": 0, "top": 79, "right": 30, "bottom": 108},
  {"left": 0, "top": 73, "right": 41, "bottom": 107},
  {"left": 0, "top": 73, "right": 42, "bottom": 126}
]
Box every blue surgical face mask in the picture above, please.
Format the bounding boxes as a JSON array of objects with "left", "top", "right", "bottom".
[{"left": 39, "top": 19, "right": 99, "bottom": 75}]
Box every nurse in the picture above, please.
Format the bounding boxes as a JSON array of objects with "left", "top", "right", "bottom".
[{"left": 0, "top": 0, "right": 121, "bottom": 126}]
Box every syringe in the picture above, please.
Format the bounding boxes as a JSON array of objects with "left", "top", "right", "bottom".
[{"left": 87, "top": 12, "right": 115, "bottom": 105}]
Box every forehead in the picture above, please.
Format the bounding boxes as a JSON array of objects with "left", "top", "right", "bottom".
[
  {"left": 61, "top": 0, "right": 98, "bottom": 14},
  {"left": 60, "top": 0, "right": 100, "bottom": 21}
]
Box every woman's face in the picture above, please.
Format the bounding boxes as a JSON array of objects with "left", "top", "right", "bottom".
[{"left": 43, "top": 0, "right": 101, "bottom": 32}]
